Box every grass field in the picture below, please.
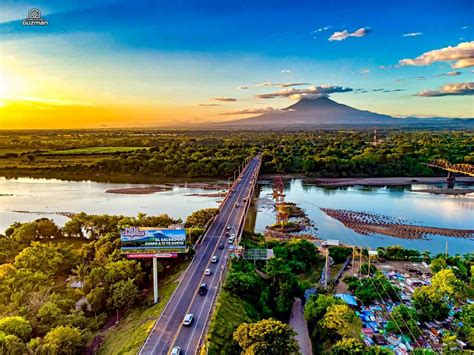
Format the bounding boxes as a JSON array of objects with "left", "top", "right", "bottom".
[
  {"left": 44, "top": 146, "right": 149, "bottom": 155},
  {"left": 97, "top": 260, "right": 189, "bottom": 355},
  {"left": 205, "top": 290, "right": 260, "bottom": 355}
]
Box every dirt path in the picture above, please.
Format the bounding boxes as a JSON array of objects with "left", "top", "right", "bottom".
[{"left": 289, "top": 298, "right": 312, "bottom": 355}]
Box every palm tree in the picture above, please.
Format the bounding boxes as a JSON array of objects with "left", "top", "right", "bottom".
[{"left": 69, "top": 263, "right": 90, "bottom": 289}]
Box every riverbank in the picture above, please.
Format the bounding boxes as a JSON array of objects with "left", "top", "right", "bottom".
[{"left": 305, "top": 176, "right": 474, "bottom": 187}]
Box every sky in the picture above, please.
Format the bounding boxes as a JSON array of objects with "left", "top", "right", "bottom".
[{"left": 0, "top": 0, "right": 473, "bottom": 129}]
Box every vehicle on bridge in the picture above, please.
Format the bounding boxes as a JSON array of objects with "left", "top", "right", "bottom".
[
  {"left": 211, "top": 255, "right": 218, "bottom": 263},
  {"left": 171, "top": 346, "right": 181, "bottom": 355}
]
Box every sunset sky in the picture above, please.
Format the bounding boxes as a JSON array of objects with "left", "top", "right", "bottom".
[{"left": 0, "top": 0, "right": 473, "bottom": 129}]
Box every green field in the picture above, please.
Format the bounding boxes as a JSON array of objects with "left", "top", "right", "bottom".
[{"left": 44, "top": 146, "right": 149, "bottom": 155}]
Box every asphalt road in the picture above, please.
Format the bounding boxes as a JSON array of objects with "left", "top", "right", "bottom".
[{"left": 140, "top": 156, "right": 261, "bottom": 355}]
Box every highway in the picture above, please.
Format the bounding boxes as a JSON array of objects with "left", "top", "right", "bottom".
[{"left": 140, "top": 155, "right": 261, "bottom": 354}]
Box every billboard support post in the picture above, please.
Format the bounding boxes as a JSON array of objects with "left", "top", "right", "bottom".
[{"left": 153, "top": 257, "right": 158, "bottom": 304}]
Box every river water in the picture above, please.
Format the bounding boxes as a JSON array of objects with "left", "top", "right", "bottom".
[{"left": 1, "top": 177, "right": 472, "bottom": 255}]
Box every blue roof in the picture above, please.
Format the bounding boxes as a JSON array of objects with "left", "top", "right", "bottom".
[{"left": 335, "top": 293, "right": 358, "bottom": 306}]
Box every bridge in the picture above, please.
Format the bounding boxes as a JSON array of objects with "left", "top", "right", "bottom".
[
  {"left": 139, "top": 155, "right": 261, "bottom": 354},
  {"left": 425, "top": 159, "right": 474, "bottom": 188}
]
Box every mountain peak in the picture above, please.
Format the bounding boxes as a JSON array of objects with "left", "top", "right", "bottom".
[{"left": 285, "top": 96, "right": 337, "bottom": 111}]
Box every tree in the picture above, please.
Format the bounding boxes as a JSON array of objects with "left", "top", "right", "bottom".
[
  {"left": 0, "top": 331, "right": 26, "bottom": 354},
  {"left": 0, "top": 316, "right": 32, "bottom": 341},
  {"left": 412, "top": 286, "right": 449, "bottom": 321},
  {"left": 185, "top": 208, "right": 219, "bottom": 228},
  {"left": 442, "top": 333, "right": 458, "bottom": 353},
  {"left": 37, "top": 302, "right": 64, "bottom": 333},
  {"left": 430, "top": 268, "right": 467, "bottom": 302},
  {"left": 304, "top": 294, "right": 343, "bottom": 323},
  {"left": 322, "top": 304, "right": 362, "bottom": 339},
  {"left": 43, "top": 326, "right": 83, "bottom": 354},
  {"left": 430, "top": 257, "right": 447, "bottom": 273},
  {"left": 359, "top": 262, "right": 377, "bottom": 276},
  {"left": 224, "top": 271, "right": 261, "bottom": 296},
  {"left": 233, "top": 318, "right": 299, "bottom": 355},
  {"left": 386, "top": 305, "right": 420, "bottom": 340},
  {"left": 107, "top": 279, "right": 140, "bottom": 311},
  {"left": 330, "top": 338, "right": 365, "bottom": 354},
  {"left": 14, "top": 242, "right": 73, "bottom": 277},
  {"left": 87, "top": 287, "right": 108, "bottom": 313}
]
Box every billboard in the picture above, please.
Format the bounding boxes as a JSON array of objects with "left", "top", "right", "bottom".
[{"left": 120, "top": 227, "right": 187, "bottom": 255}]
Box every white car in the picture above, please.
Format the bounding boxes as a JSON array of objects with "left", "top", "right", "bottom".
[
  {"left": 183, "top": 313, "right": 193, "bottom": 326},
  {"left": 171, "top": 346, "right": 181, "bottom": 355},
  {"left": 211, "top": 256, "right": 218, "bottom": 263},
  {"left": 226, "top": 225, "right": 232, "bottom": 231},
  {"left": 230, "top": 233, "right": 236, "bottom": 239},
  {"left": 205, "top": 268, "right": 212, "bottom": 276}
]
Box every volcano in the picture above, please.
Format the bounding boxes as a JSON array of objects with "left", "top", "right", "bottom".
[{"left": 208, "top": 96, "right": 473, "bottom": 129}]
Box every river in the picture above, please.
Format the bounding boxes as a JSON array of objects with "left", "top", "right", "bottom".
[{"left": 1, "top": 177, "right": 473, "bottom": 255}]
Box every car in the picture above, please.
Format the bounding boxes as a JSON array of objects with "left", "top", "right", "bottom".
[
  {"left": 225, "top": 231, "right": 230, "bottom": 237},
  {"left": 182, "top": 313, "right": 193, "bottom": 326},
  {"left": 205, "top": 268, "right": 212, "bottom": 276},
  {"left": 243, "top": 198, "right": 247, "bottom": 202},
  {"left": 226, "top": 225, "right": 232, "bottom": 231},
  {"left": 230, "top": 233, "right": 236, "bottom": 238},
  {"left": 227, "top": 238, "right": 234, "bottom": 244},
  {"left": 218, "top": 243, "right": 224, "bottom": 249},
  {"left": 198, "top": 283, "right": 208, "bottom": 295},
  {"left": 235, "top": 202, "right": 239, "bottom": 208},
  {"left": 211, "top": 256, "right": 218, "bottom": 263},
  {"left": 171, "top": 346, "right": 181, "bottom": 355}
]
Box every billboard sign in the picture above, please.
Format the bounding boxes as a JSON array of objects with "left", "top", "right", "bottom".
[{"left": 120, "top": 227, "right": 186, "bottom": 254}]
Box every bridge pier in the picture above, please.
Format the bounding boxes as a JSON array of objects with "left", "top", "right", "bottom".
[{"left": 447, "top": 171, "right": 456, "bottom": 189}]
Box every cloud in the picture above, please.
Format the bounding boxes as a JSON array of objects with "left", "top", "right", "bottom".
[
  {"left": 403, "top": 32, "right": 422, "bottom": 37},
  {"left": 329, "top": 27, "right": 371, "bottom": 41},
  {"left": 236, "top": 86, "right": 248, "bottom": 90},
  {"left": 415, "top": 82, "right": 474, "bottom": 97},
  {"left": 255, "top": 82, "right": 310, "bottom": 88},
  {"left": 433, "top": 71, "right": 462, "bottom": 77},
  {"left": 1, "top": 95, "right": 93, "bottom": 107},
  {"left": 314, "top": 26, "right": 331, "bottom": 33},
  {"left": 462, "top": 26, "right": 470, "bottom": 30},
  {"left": 199, "top": 103, "right": 221, "bottom": 106},
  {"left": 399, "top": 41, "right": 474, "bottom": 69},
  {"left": 256, "top": 85, "right": 352, "bottom": 99},
  {"left": 210, "top": 97, "right": 237, "bottom": 102},
  {"left": 281, "top": 69, "right": 292, "bottom": 73},
  {"left": 220, "top": 106, "right": 286, "bottom": 115},
  {"left": 360, "top": 68, "right": 370, "bottom": 74}
]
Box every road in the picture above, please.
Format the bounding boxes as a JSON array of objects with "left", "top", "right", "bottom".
[{"left": 140, "top": 156, "right": 261, "bottom": 354}]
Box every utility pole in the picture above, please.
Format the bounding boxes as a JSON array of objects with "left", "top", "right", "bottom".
[
  {"left": 352, "top": 246, "right": 355, "bottom": 275},
  {"left": 445, "top": 241, "right": 448, "bottom": 258},
  {"left": 359, "top": 247, "right": 363, "bottom": 275},
  {"left": 324, "top": 248, "right": 329, "bottom": 289},
  {"left": 367, "top": 251, "right": 372, "bottom": 277},
  {"left": 153, "top": 257, "right": 159, "bottom": 304}
]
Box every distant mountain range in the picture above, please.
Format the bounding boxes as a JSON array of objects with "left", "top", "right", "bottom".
[{"left": 205, "top": 96, "right": 474, "bottom": 129}]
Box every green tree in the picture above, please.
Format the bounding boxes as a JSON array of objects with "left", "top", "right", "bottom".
[
  {"left": 43, "top": 326, "right": 83, "bottom": 354},
  {"left": 185, "top": 208, "right": 219, "bottom": 228},
  {"left": 330, "top": 338, "right": 365, "bottom": 354},
  {"left": 431, "top": 268, "right": 467, "bottom": 302},
  {"left": 430, "top": 257, "right": 447, "bottom": 273},
  {"left": 322, "top": 304, "right": 362, "bottom": 339},
  {"left": 14, "top": 242, "right": 73, "bottom": 277},
  {"left": 224, "top": 271, "right": 261, "bottom": 296},
  {"left": 412, "top": 286, "right": 450, "bottom": 321},
  {"left": 0, "top": 316, "right": 32, "bottom": 341},
  {"left": 386, "top": 305, "right": 420, "bottom": 340},
  {"left": 442, "top": 333, "right": 458, "bottom": 352},
  {"left": 107, "top": 279, "right": 140, "bottom": 311},
  {"left": 0, "top": 331, "right": 26, "bottom": 354},
  {"left": 233, "top": 318, "right": 299, "bottom": 355},
  {"left": 86, "top": 287, "right": 108, "bottom": 313}
]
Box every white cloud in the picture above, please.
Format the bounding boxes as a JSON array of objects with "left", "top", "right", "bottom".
[
  {"left": 329, "top": 27, "right": 371, "bottom": 41},
  {"left": 416, "top": 82, "right": 474, "bottom": 97},
  {"left": 210, "top": 97, "right": 237, "bottom": 102},
  {"left": 403, "top": 32, "right": 422, "bottom": 37},
  {"left": 399, "top": 41, "right": 474, "bottom": 69},
  {"left": 221, "top": 106, "right": 285, "bottom": 115},
  {"left": 236, "top": 86, "right": 248, "bottom": 90},
  {"left": 314, "top": 26, "right": 331, "bottom": 33},
  {"left": 360, "top": 68, "right": 370, "bottom": 74},
  {"left": 255, "top": 82, "right": 273, "bottom": 87},
  {"left": 255, "top": 82, "right": 309, "bottom": 88},
  {"left": 256, "top": 85, "right": 352, "bottom": 99},
  {"left": 281, "top": 69, "right": 292, "bottom": 73}
]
